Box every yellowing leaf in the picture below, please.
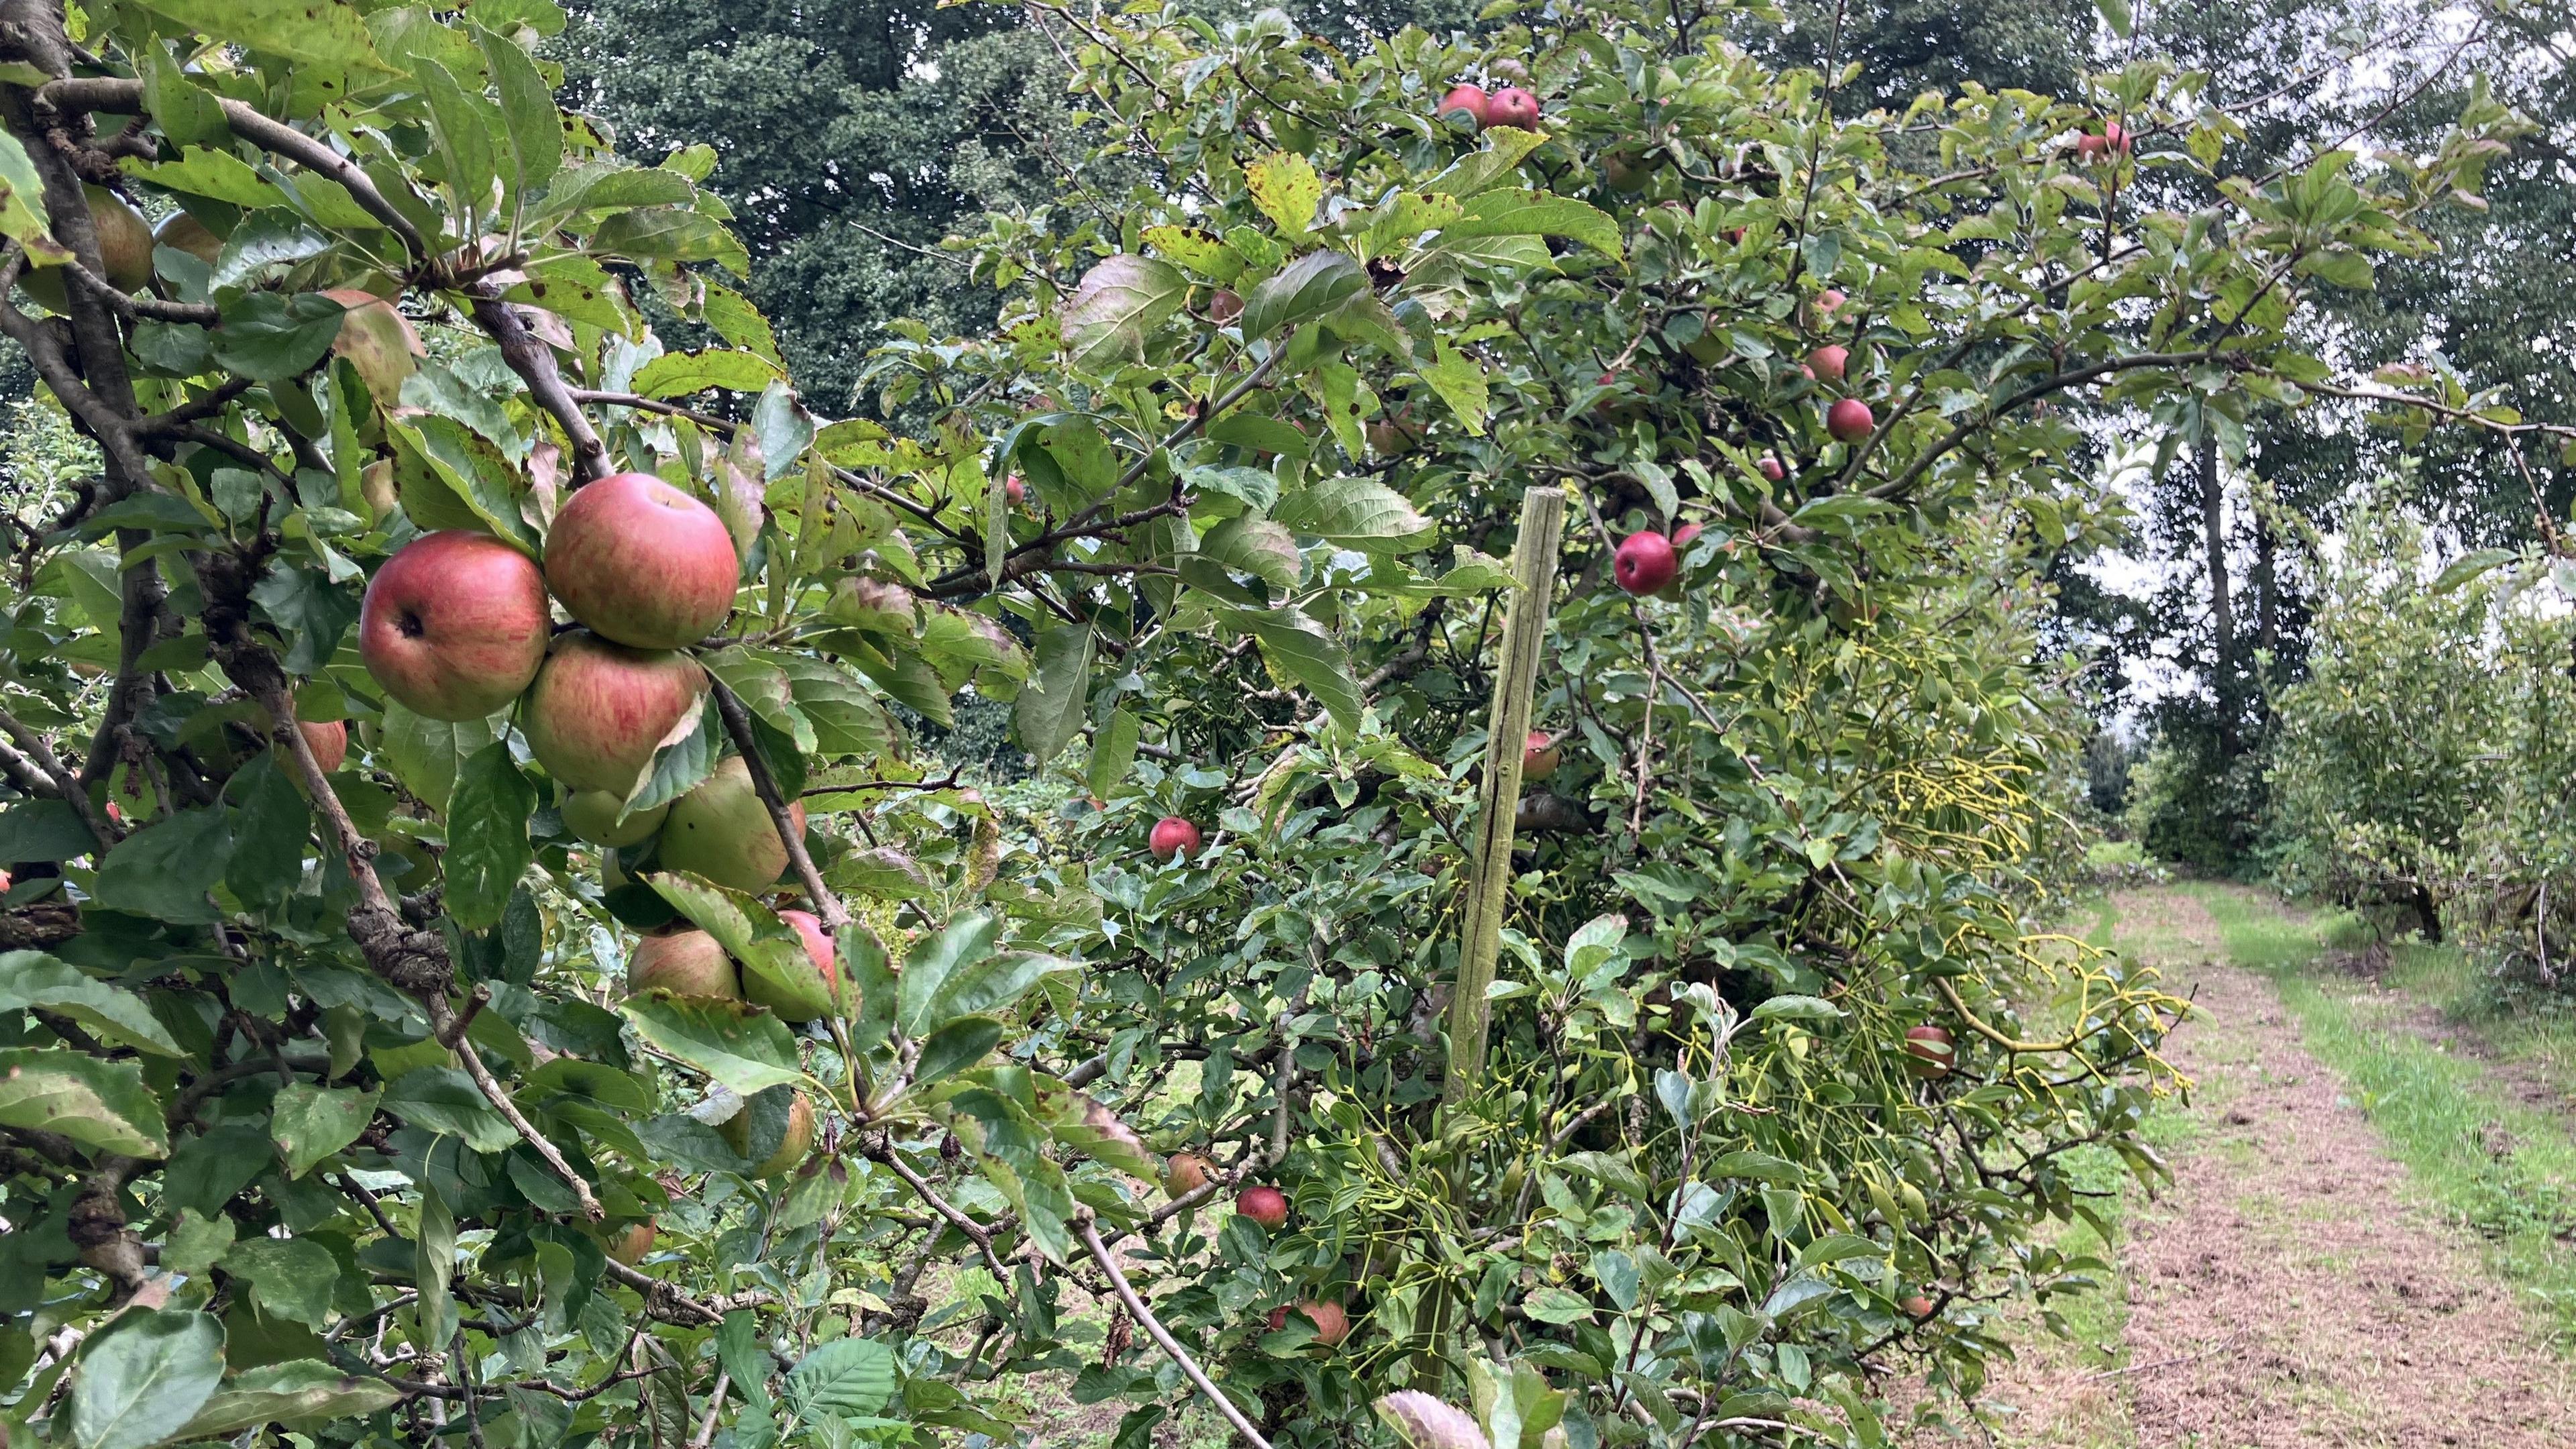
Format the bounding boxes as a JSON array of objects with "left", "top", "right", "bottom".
[{"left": 1247, "top": 152, "right": 1324, "bottom": 236}]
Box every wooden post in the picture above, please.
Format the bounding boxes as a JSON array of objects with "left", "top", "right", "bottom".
[{"left": 1443, "top": 485, "right": 1566, "bottom": 1105}]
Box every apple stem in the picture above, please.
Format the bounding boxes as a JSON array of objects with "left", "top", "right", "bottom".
[{"left": 1077, "top": 1213, "right": 1277, "bottom": 1449}]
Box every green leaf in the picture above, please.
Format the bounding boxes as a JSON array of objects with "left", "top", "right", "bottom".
[
  {"left": 121, "top": 150, "right": 286, "bottom": 209},
  {"left": 0, "top": 951, "right": 183, "bottom": 1056},
  {"left": 139, "top": 43, "right": 229, "bottom": 150},
  {"left": 1419, "top": 341, "right": 1490, "bottom": 437},
  {"left": 1085, "top": 707, "right": 1140, "bottom": 798},
  {"left": 1226, "top": 606, "right": 1364, "bottom": 730},
  {"left": 1246, "top": 152, "right": 1324, "bottom": 235},
  {"left": 209, "top": 211, "right": 331, "bottom": 290},
  {"left": 896, "top": 912, "right": 1000, "bottom": 1036},
  {"left": 1197, "top": 515, "right": 1303, "bottom": 598},
  {"left": 1061, "top": 254, "right": 1187, "bottom": 366},
  {"left": 381, "top": 1067, "right": 519, "bottom": 1152},
  {"left": 1272, "top": 476, "right": 1433, "bottom": 549},
  {"left": 249, "top": 561, "right": 361, "bottom": 676},
  {"left": 445, "top": 741, "right": 536, "bottom": 930},
  {"left": 2094, "top": 0, "right": 2133, "bottom": 38},
  {"left": 163, "top": 1208, "right": 235, "bottom": 1277},
  {"left": 1707, "top": 1150, "right": 1805, "bottom": 1184},
  {"left": 175, "top": 1361, "right": 405, "bottom": 1439},
  {"left": 1751, "top": 995, "right": 1843, "bottom": 1022},
  {"left": 472, "top": 23, "right": 564, "bottom": 207},
  {"left": 1240, "top": 251, "right": 1366, "bottom": 343},
  {"left": 0, "top": 799, "right": 98, "bottom": 863},
  {"left": 1014, "top": 622, "right": 1094, "bottom": 766},
  {"left": 66, "top": 1309, "right": 226, "bottom": 1449},
  {"left": 210, "top": 292, "right": 345, "bottom": 381},
  {"left": 380, "top": 704, "right": 506, "bottom": 815},
  {"left": 1425, "top": 129, "right": 1552, "bottom": 197},
  {"left": 0, "top": 1048, "right": 169, "bottom": 1157},
  {"left": 221, "top": 1237, "right": 340, "bottom": 1328},
  {"left": 1522, "top": 1287, "right": 1597, "bottom": 1324},
  {"left": 129, "top": 0, "right": 397, "bottom": 74},
  {"left": 590, "top": 207, "right": 751, "bottom": 275},
  {"left": 93, "top": 806, "right": 233, "bottom": 923},
  {"left": 786, "top": 1337, "right": 896, "bottom": 1421},
  {"left": 416, "top": 58, "right": 501, "bottom": 214},
  {"left": 0, "top": 129, "right": 69, "bottom": 269},
  {"left": 631, "top": 347, "right": 784, "bottom": 398},
  {"left": 1444, "top": 190, "right": 1623, "bottom": 260},
  {"left": 643, "top": 870, "right": 837, "bottom": 1018},
  {"left": 223, "top": 751, "right": 313, "bottom": 913},
  {"left": 912, "top": 1015, "right": 1005, "bottom": 1086},
  {"left": 269, "top": 1081, "right": 380, "bottom": 1178},
  {"left": 621, "top": 994, "right": 806, "bottom": 1096},
  {"left": 2431, "top": 547, "right": 2515, "bottom": 594}
]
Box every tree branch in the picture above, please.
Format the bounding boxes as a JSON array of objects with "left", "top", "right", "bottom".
[{"left": 1076, "top": 1214, "right": 1274, "bottom": 1449}]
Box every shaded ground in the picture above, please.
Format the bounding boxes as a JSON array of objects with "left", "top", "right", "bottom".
[{"left": 1931, "top": 885, "right": 2576, "bottom": 1446}]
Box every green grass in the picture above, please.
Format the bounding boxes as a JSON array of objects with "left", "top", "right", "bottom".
[{"left": 2191, "top": 885, "right": 2576, "bottom": 1342}]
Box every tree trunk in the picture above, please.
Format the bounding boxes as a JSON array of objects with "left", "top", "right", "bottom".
[{"left": 2198, "top": 430, "right": 2234, "bottom": 683}]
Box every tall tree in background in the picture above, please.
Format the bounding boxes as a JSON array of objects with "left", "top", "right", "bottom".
[{"left": 554, "top": 0, "right": 1096, "bottom": 409}]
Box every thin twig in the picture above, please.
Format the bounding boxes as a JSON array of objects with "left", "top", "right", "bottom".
[{"left": 1076, "top": 1214, "right": 1273, "bottom": 1449}]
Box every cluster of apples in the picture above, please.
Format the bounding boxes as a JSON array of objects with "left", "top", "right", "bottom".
[
  {"left": 356, "top": 474, "right": 825, "bottom": 1176},
  {"left": 1436, "top": 73, "right": 1543, "bottom": 131},
  {"left": 1164, "top": 1161, "right": 1354, "bottom": 1348}
]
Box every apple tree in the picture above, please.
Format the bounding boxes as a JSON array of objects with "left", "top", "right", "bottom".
[{"left": 0, "top": 2, "right": 2524, "bottom": 1448}]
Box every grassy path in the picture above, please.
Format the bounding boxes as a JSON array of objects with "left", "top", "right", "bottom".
[{"left": 1926, "top": 883, "right": 2576, "bottom": 1446}]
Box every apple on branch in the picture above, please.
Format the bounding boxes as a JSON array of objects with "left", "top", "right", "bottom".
[
  {"left": 358, "top": 531, "right": 551, "bottom": 722},
  {"left": 545, "top": 472, "right": 741, "bottom": 651}
]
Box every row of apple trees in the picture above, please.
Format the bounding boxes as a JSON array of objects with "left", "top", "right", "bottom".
[
  {"left": 0, "top": 0, "right": 2526, "bottom": 1447},
  {"left": 2266, "top": 483, "right": 2576, "bottom": 975}
]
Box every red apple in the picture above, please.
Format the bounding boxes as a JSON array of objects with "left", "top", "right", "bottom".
[
  {"left": 1901, "top": 1294, "right": 1937, "bottom": 1319},
  {"left": 1003, "top": 475, "right": 1026, "bottom": 506},
  {"left": 659, "top": 756, "right": 802, "bottom": 894},
  {"left": 720, "top": 1091, "right": 815, "bottom": 1179},
  {"left": 523, "top": 632, "right": 709, "bottom": 796},
  {"left": 1809, "top": 344, "right": 1849, "bottom": 382},
  {"left": 2078, "top": 123, "right": 2130, "bottom": 162},
  {"left": 359, "top": 531, "right": 551, "bottom": 721},
  {"left": 1758, "top": 453, "right": 1787, "bottom": 482},
  {"left": 1613, "top": 531, "right": 1678, "bottom": 596},
  {"left": 745, "top": 908, "right": 841, "bottom": 1022},
  {"left": 560, "top": 788, "right": 669, "bottom": 847},
  {"left": 1207, "top": 288, "right": 1243, "bottom": 324},
  {"left": 1485, "top": 87, "right": 1542, "bottom": 130},
  {"left": 1269, "top": 1299, "right": 1350, "bottom": 1346},
  {"left": 1826, "top": 397, "right": 1874, "bottom": 443},
  {"left": 1438, "top": 83, "right": 1489, "bottom": 127},
  {"left": 1904, "top": 1025, "right": 1955, "bottom": 1078},
  {"left": 295, "top": 719, "right": 348, "bottom": 773},
  {"left": 1522, "top": 730, "right": 1561, "bottom": 780},
  {"left": 1237, "top": 1185, "right": 1289, "bottom": 1229},
  {"left": 1671, "top": 522, "right": 1703, "bottom": 549},
  {"left": 1813, "top": 287, "right": 1847, "bottom": 319},
  {"left": 1149, "top": 815, "right": 1202, "bottom": 863},
  {"left": 627, "top": 927, "right": 741, "bottom": 999},
  {"left": 606, "top": 1221, "right": 656, "bottom": 1265},
  {"left": 1163, "top": 1151, "right": 1217, "bottom": 1199},
  {"left": 544, "top": 472, "right": 740, "bottom": 650}
]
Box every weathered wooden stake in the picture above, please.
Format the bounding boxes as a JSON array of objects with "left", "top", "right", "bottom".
[{"left": 1443, "top": 485, "right": 1566, "bottom": 1104}]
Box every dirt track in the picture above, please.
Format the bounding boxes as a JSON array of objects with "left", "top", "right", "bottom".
[{"left": 1929, "top": 888, "right": 2576, "bottom": 1446}]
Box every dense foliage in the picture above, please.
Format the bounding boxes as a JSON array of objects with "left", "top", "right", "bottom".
[
  {"left": 2267, "top": 496, "right": 2576, "bottom": 973},
  {"left": 0, "top": 2, "right": 2530, "bottom": 1448}
]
